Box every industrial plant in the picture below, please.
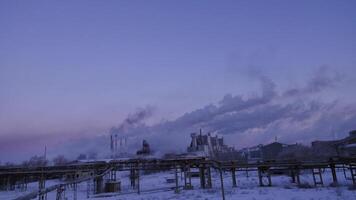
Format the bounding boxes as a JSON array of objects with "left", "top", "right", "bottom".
[
  {"left": 1, "top": 1, "right": 355, "bottom": 199},
  {"left": 1, "top": 129, "right": 356, "bottom": 200}
]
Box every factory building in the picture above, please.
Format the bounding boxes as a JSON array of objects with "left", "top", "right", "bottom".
[
  {"left": 312, "top": 130, "right": 356, "bottom": 157},
  {"left": 187, "top": 129, "right": 238, "bottom": 159},
  {"left": 239, "top": 142, "right": 297, "bottom": 162}
]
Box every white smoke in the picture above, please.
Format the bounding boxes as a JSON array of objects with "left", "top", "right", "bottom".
[{"left": 56, "top": 66, "right": 354, "bottom": 158}]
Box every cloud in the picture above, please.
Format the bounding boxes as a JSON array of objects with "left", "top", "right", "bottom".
[{"left": 283, "top": 65, "right": 343, "bottom": 97}]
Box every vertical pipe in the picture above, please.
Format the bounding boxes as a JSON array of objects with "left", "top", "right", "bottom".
[
  {"left": 180, "top": 167, "right": 183, "bottom": 181},
  {"left": 6, "top": 176, "right": 10, "bottom": 191},
  {"left": 95, "top": 176, "right": 103, "bottom": 194},
  {"left": 184, "top": 166, "right": 187, "bottom": 189},
  {"left": 175, "top": 165, "right": 179, "bottom": 193},
  {"left": 319, "top": 168, "right": 324, "bottom": 186},
  {"left": 291, "top": 169, "right": 295, "bottom": 183},
  {"left": 137, "top": 170, "right": 140, "bottom": 194},
  {"left": 232, "top": 168, "right": 237, "bottom": 187},
  {"left": 258, "top": 168, "right": 263, "bottom": 186},
  {"left": 38, "top": 176, "right": 46, "bottom": 200},
  {"left": 188, "top": 166, "right": 191, "bottom": 187},
  {"left": 330, "top": 164, "right": 338, "bottom": 185},
  {"left": 130, "top": 168, "right": 135, "bottom": 189},
  {"left": 352, "top": 166, "right": 356, "bottom": 185},
  {"left": 312, "top": 168, "right": 317, "bottom": 186},
  {"left": 200, "top": 165, "right": 206, "bottom": 189},
  {"left": 296, "top": 169, "right": 300, "bottom": 186},
  {"left": 207, "top": 167, "right": 212, "bottom": 188},
  {"left": 219, "top": 168, "right": 225, "bottom": 200},
  {"left": 73, "top": 183, "right": 77, "bottom": 200},
  {"left": 267, "top": 170, "right": 272, "bottom": 186},
  {"left": 86, "top": 181, "right": 90, "bottom": 198}
]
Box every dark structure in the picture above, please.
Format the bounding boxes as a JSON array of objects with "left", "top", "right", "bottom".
[
  {"left": 136, "top": 140, "right": 151, "bottom": 155},
  {"left": 239, "top": 145, "right": 263, "bottom": 161},
  {"left": 1, "top": 157, "right": 356, "bottom": 200},
  {"left": 312, "top": 130, "right": 356, "bottom": 158},
  {"left": 239, "top": 142, "right": 292, "bottom": 161},
  {"left": 261, "top": 142, "right": 288, "bottom": 160},
  {"left": 187, "top": 129, "right": 239, "bottom": 160}
]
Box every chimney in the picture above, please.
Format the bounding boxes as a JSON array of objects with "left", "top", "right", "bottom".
[
  {"left": 350, "top": 130, "right": 356, "bottom": 137},
  {"left": 191, "top": 133, "right": 197, "bottom": 148}
]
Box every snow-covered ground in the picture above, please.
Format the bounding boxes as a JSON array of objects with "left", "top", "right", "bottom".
[{"left": 1, "top": 169, "right": 355, "bottom": 200}]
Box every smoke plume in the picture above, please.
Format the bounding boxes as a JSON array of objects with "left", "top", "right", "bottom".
[
  {"left": 54, "top": 66, "right": 354, "bottom": 159},
  {"left": 110, "top": 105, "right": 155, "bottom": 135},
  {"left": 283, "top": 65, "right": 343, "bottom": 97},
  {"left": 118, "top": 66, "right": 353, "bottom": 154}
]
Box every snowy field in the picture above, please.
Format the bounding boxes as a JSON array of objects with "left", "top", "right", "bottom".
[{"left": 1, "top": 169, "right": 355, "bottom": 200}]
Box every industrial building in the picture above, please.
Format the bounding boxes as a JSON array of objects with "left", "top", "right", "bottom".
[
  {"left": 239, "top": 142, "right": 302, "bottom": 162},
  {"left": 312, "top": 130, "right": 356, "bottom": 157},
  {"left": 187, "top": 129, "right": 239, "bottom": 160}
]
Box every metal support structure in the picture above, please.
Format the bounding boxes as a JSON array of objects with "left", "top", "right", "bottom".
[
  {"left": 231, "top": 168, "right": 237, "bottom": 187},
  {"left": 95, "top": 176, "right": 103, "bottom": 194},
  {"left": 22, "top": 177, "right": 28, "bottom": 191},
  {"left": 7, "top": 176, "right": 11, "bottom": 191},
  {"left": 130, "top": 167, "right": 137, "bottom": 189},
  {"left": 183, "top": 165, "right": 193, "bottom": 190},
  {"left": 38, "top": 176, "right": 46, "bottom": 200},
  {"left": 86, "top": 180, "right": 91, "bottom": 198},
  {"left": 73, "top": 182, "right": 77, "bottom": 200},
  {"left": 175, "top": 165, "right": 179, "bottom": 193},
  {"left": 199, "top": 165, "right": 206, "bottom": 189},
  {"left": 206, "top": 167, "right": 212, "bottom": 188},
  {"left": 110, "top": 170, "right": 117, "bottom": 181},
  {"left": 5, "top": 176, "right": 12, "bottom": 191},
  {"left": 137, "top": 168, "right": 140, "bottom": 194},
  {"left": 258, "top": 167, "right": 263, "bottom": 186},
  {"left": 188, "top": 166, "right": 192, "bottom": 189},
  {"left": 258, "top": 167, "right": 271, "bottom": 187},
  {"left": 312, "top": 168, "right": 324, "bottom": 186},
  {"left": 219, "top": 168, "right": 225, "bottom": 200},
  {"left": 330, "top": 163, "right": 338, "bottom": 185},
  {"left": 296, "top": 168, "right": 301, "bottom": 186},
  {"left": 3, "top": 157, "right": 356, "bottom": 199},
  {"left": 291, "top": 169, "right": 296, "bottom": 183},
  {"left": 56, "top": 185, "right": 65, "bottom": 200},
  {"left": 180, "top": 167, "right": 183, "bottom": 181},
  {"left": 343, "top": 164, "right": 350, "bottom": 179},
  {"left": 267, "top": 170, "right": 272, "bottom": 186},
  {"left": 183, "top": 166, "right": 187, "bottom": 188},
  {"left": 350, "top": 164, "right": 356, "bottom": 185}
]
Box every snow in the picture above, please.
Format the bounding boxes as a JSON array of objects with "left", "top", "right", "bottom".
[
  {"left": 0, "top": 179, "right": 61, "bottom": 199},
  {"left": 1, "top": 169, "right": 355, "bottom": 200}
]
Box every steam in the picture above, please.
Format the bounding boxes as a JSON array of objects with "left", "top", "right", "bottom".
[
  {"left": 50, "top": 66, "right": 353, "bottom": 159},
  {"left": 120, "top": 66, "right": 353, "bottom": 153},
  {"left": 283, "top": 66, "right": 343, "bottom": 97},
  {"left": 110, "top": 105, "right": 155, "bottom": 135}
]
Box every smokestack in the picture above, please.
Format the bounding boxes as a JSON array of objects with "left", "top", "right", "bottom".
[
  {"left": 110, "top": 135, "right": 114, "bottom": 153},
  {"left": 114, "top": 134, "right": 118, "bottom": 156}
]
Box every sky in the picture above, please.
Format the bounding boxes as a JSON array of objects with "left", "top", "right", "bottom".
[{"left": 0, "top": 0, "right": 356, "bottom": 162}]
